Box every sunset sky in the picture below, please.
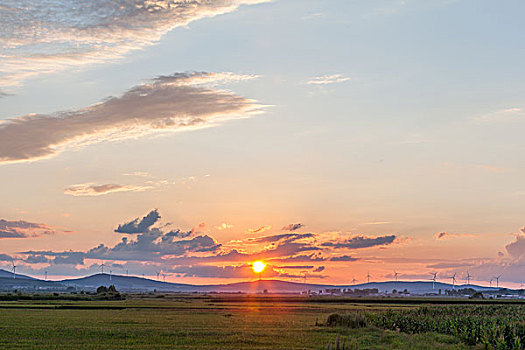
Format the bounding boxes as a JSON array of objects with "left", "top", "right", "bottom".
[{"left": 1, "top": 0, "right": 524, "bottom": 288}]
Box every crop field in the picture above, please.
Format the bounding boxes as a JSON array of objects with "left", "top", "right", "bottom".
[{"left": 0, "top": 294, "right": 523, "bottom": 349}]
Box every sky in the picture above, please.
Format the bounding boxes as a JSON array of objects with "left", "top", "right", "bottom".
[{"left": 1, "top": 0, "right": 524, "bottom": 288}]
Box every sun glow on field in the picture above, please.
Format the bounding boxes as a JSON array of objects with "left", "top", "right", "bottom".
[{"left": 252, "top": 261, "right": 266, "bottom": 273}]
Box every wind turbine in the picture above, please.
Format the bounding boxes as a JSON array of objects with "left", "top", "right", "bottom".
[
  {"left": 489, "top": 279, "right": 493, "bottom": 288},
  {"left": 156, "top": 271, "right": 160, "bottom": 280},
  {"left": 494, "top": 275, "right": 501, "bottom": 288},
  {"left": 430, "top": 272, "right": 437, "bottom": 290},
  {"left": 465, "top": 271, "right": 472, "bottom": 285},
  {"left": 109, "top": 270, "right": 112, "bottom": 281},
  {"left": 162, "top": 273, "right": 167, "bottom": 282},
  {"left": 126, "top": 269, "right": 129, "bottom": 277},
  {"left": 100, "top": 262, "right": 106, "bottom": 274},
  {"left": 11, "top": 261, "right": 16, "bottom": 279},
  {"left": 351, "top": 277, "right": 357, "bottom": 285},
  {"left": 449, "top": 273, "right": 457, "bottom": 289},
  {"left": 44, "top": 271, "right": 48, "bottom": 281},
  {"left": 394, "top": 271, "right": 399, "bottom": 282},
  {"left": 366, "top": 272, "right": 371, "bottom": 284}
]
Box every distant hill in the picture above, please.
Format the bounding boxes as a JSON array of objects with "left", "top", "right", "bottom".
[
  {"left": 60, "top": 274, "right": 195, "bottom": 292},
  {"left": 0, "top": 270, "right": 506, "bottom": 294},
  {"left": 0, "top": 268, "right": 37, "bottom": 280}
]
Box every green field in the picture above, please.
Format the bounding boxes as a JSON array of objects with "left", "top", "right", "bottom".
[{"left": 0, "top": 294, "right": 523, "bottom": 349}]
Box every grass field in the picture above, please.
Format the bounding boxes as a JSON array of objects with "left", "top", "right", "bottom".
[{"left": 0, "top": 294, "right": 522, "bottom": 349}]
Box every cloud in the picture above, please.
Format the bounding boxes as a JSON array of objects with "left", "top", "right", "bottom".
[
  {"left": 215, "top": 223, "right": 233, "bottom": 231},
  {"left": 276, "top": 265, "right": 314, "bottom": 270},
  {"left": 307, "top": 74, "right": 350, "bottom": 85},
  {"left": 435, "top": 232, "right": 477, "bottom": 240},
  {"left": 282, "top": 223, "right": 304, "bottom": 231},
  {"left": 274, "top": 253, "right": 326, "bottom": 262},
  {"left": 0, "top": 253, "right": 13, "bottom": 261},
  {"left": 0, "top": 219, "right": 56, "bottom": 239},
  {"left": 250, "top": 233, "right": 314, "bottom": 244},
  {"left": 0, "top": 72, "right": 263, "bottom": 164},
  {"left": 321, "top": 235, "right": 396, "bottom": 249},
  {"left": 247, "top": 225, "right": 272, "bottom": 234},
  {"left": 426, "top": 262, "right": 474, "bottom": 269},
  {"left": 471, "top": 107, "right": 525, "bottom": 124},
  {"left": 64, "top": 183, "right": 152, "bottom": 196},
  {"left": 329, "top": 255, "right": 359, "bottom": 262},
  {"left": 313, "top": 266, "right": 325, "bottom": 273},
  {"left": 115, "top": 209, "right": 161, "bottom": 234},
  {"left": 0, "top": 0, "right": 271, "bottom": 90},
  {"left": 505, "top": 230, "right": 525, "bottom": 259}
]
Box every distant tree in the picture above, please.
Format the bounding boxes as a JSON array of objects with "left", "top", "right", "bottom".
[
  {"left": 392, "top": 289, "right": 397, "bottom": 294},
  {"left": 469, "top": 291, "right": 484, "bottom": 299},
  {"left": 108, "top": 285, "right": 117, "bottom": 293},
  {"left": 96, "top": 286, "right": 108, "bottom": 294}
]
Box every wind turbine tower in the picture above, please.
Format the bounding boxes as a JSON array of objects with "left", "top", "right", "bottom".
[
  {"left": 466, "top": 271, "right": 472, "bottom": 285},
  {"left": 449, "top": 273, "right": 457, "bottom": 289},
  {"left": 100, "top": 262, "right": 106, "bottom": 274},
  {"left": 366, "top": 272, "right": 371, "bottom": 284},
  {"left": 11, "top": 261, "right": 16, "bottom": 279},
  {"left": 494, "top": 275, "right": 501, "bottom": 288},
  {"left": 109, "top": 270, "right": 112, "bottom": 281},
  {"left": 394, "top": 271, "right": 399, "bottom": 282},
  {"left": 44, "top": 271, "right": 48, "bottom": 281},
  {"left": 430, "top": 272, "right": 437, "bottom": 290}
]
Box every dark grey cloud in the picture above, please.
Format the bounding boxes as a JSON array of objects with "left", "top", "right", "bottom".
[
  {"left": 170, "top": 265, "right": 253, "bottom": 279},
  {"left": 0, "top": 253, "right": 13, "bottom": 261},
  {"left": 322, "top": 235, "right": 396, "bottom": 249},
  {"left": 0, "top": 219, "right": 56, "bottom": 239},
  {"left": 270, "top": 253, "right": 326, "bottom": 262},
  {"left": 282, "top": 223, "right": 304, "bottom": 231},
  {"left": 115, "top": 209, "right": 161, "bottom": 234},
  {"left": 0, "top": 72, "right": 262, "bottom": 164},
  {"left": 329, "top": 255, "right": 359, "bottom": 262},
  {"left": 52, "top": 252, "right": 85, "bottom": 265},
  {"left": 276, "top": 265, "right": 314, "bottom": 270},
  {"left": 24, "top": 255, "right": 50, "bottom": 264},
  {"left": 251, "top": 233, "right": 314, "bottom": 244}
]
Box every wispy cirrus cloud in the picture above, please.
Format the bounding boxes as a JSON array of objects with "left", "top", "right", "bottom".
[
  {"left": 471, "top": 107, "right": 525, "bottom": 124},
  {"left": 307, "top": 74, "right": 350, "bottom": 85},
  {"left": 247, "top": 225, "right": 272, "bottom": 234},
  {"left": 0, "top": 219, "right": 57, "bottom": 239},
  {"left": 282, "top": 223, "right": 304, "bottom": 231},
  {"left": 435, "top": 232, "right": 477, "bottom": 240},
  {"left": 0, "top": 0, "right": 271, "bottom": 90},
  {"left": 64, "top": 183, "right": 152, "bottom": 196},
  {"left": 0, "top": 72, "right": 264, "bottom": 164}
]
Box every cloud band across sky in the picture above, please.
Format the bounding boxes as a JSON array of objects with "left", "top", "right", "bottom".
[
  {"left": 0, "top": 0, "right": 270, "bottom": 90},
  {"left": 0, "top": 72, "right": 263, "bottom": 164}
]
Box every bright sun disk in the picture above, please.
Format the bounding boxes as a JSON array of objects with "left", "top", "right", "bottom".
[{"left": 252, "top": 261, "right": 266, "bottom": 273}]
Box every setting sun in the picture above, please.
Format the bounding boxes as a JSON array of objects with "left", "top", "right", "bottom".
[{"left": 252, "top": 261, "right": 266, "bottom": 274}]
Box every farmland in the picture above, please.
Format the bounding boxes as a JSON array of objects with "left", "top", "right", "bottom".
[{"left": 0, "top": 294, "right": 523, "bottom": 349}]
